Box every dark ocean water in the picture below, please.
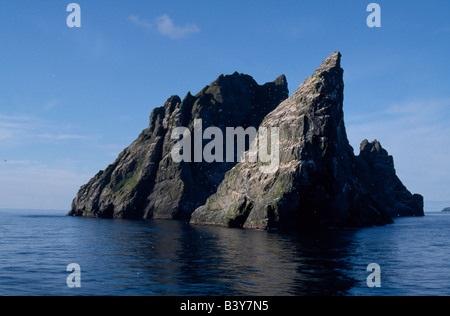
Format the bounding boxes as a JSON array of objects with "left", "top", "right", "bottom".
[{"left": 0, "top": 209, "right": 449, "bottom": 296}]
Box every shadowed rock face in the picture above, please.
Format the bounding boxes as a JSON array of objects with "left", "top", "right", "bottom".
[
  {"left": 355, "top": 139, "right": 424, "bottom": 218},
  {"left": 68, "top": 72, "right": 289, "bottom": 220},
  {"left": 69, "top": 52, "right": 423, "bottom": 229},
  {"left": 190, "top": 52, "right": 423, "bottom": 229}
]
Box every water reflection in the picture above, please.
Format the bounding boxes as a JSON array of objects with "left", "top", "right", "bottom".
[
  {"left": 4, "top": 211, "right": 450, "bottom": 296},
  {"left": 76, "top": 218, "right": 360, "bottom": 296}
]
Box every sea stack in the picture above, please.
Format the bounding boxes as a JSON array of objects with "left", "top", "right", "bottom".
[
  {"left": 68, "top": 72, "right": 288, "bottom": 219},
  {"left": 69, "top": 52, "right": 424, "bottom": 229},
  {"left": 190, "top": 52, "right": 423, "bottom": 229}
]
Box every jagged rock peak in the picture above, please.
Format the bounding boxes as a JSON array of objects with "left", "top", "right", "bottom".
[
  {"left": 68, "top": 71, "right": 289, "bottom": 220},
  {"left": 274, "top": 74, "right": 287, "bottom": 86},
  {"left": 355, "top": 139, "right": 423, "bottom": 218},
  {"left": 360, "top": 139, "right": 387, "bottom": 155},
  {"left": 68, "top": 51, "right": 423, "bottom": 229},
  {"left": 190, "top": 52, "right": 422, "bottom": 230},
  {"left": 190, "top": 52, "right": 362, "bottom": 229},
  {"left": 315, "top": 51, "right": 341, "bottom": 73}
]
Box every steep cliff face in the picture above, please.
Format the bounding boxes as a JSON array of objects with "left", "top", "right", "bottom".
[
  {"left": 355, "top": 139, "right": 424, "bottom": 218},
  {"left": 190, "top": 52, "right": 423, "bottom": 229},
  {"left": 68, "top": 73, "right": 289, "bottom": 219},
  {"left": 69, "top": 52, "right": 423, "bottom": 229}
]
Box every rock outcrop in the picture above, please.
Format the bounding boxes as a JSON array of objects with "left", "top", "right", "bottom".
[
  {"left": 190, "top": 52, "right": 423, "bottom": 229},
  {"left": 68, "top": 72, "right": 288, "bottom": 219},
  {"left": 442, "top": 207, "right": 450, "bottom": 212},
  {"left": 69, "top": 51, "right": 424, "bottom": 229},
  {"left": 354, "top": 139, "right": 424, "bottom": 218}
]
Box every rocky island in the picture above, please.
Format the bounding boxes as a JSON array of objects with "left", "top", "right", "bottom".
[
  {"left": 68, "top": 72, "right": 288, "bottom": 220},
  {"left": 68, "top": 52, "right": 424, "bottom": 229},
  {"left": 442, "top": 207, "right": 450, "bottom": 212}
]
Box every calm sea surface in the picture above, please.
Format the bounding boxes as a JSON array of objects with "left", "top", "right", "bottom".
[{"left": 0, "top": 209, "right": 449, "bottom": 296}]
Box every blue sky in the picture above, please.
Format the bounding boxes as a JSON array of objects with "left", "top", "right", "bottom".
[{"left": 0, "top": 0, "right": 449, "bottom": 211}]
